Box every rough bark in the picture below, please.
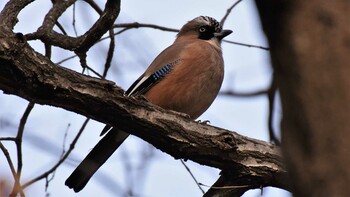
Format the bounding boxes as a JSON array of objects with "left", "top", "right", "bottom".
[{"left": 256, "top": 1, "right": 350, "bottom": 196}]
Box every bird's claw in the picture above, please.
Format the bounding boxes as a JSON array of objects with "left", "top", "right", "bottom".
[{"left": 196, "top": 120, "right": 211, "bottom": 125}]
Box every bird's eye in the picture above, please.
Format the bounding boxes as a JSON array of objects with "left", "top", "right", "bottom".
[{"left": 199, "top": 26, "right": 207, "bottom": 33}]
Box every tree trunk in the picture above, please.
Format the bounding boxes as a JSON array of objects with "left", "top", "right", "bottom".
[{"left": 256, "top": 1, "right": 350, "bottom": 196}]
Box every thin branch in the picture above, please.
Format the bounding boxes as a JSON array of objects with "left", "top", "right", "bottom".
[
  {"left": 220, "top": 0, "right": 244, "bottom": 25},
  {"left": 55, "top": 21, "right": 68, "bottom": 35},
  {"left": 45, "top": 173, "right": 55, "bottom": 196},
  {"left": 113, "top": 22, "right": 179, "bottom": 33},
  {"left": 76, "top": 52, "right": 103, "bottom": 78},
  {"left": 11, "top": 102, "right": 34, "bottom": 197},
  {"left": 44, "top": 43, "right": 52, "bottom": 58},
  {"left": 49, "top": 22, "right": 177, "bottom": 67},
  {"left": 200, "top": 183, "right": 250, "bottom": 189},
  {"left": 56, "top": 21, "right": 178, "bottom": 69},
  {"left": 223, "top": 39, "right": 270, "bottom": 50},
  {"left": 0, "top": 137, "right": 16, "bottom": 141},
  {"left": 22, "top": 118, "right": 90, "bottom": 188},
  {"left": 180, "top": 159, "right": 205, "bottom": 194},
  {"left": 220, "top": 89, "right": 268, "bottom": 97},
  {"left": 72, "top": 2, "right": 78, "bottom": 37},
  {"left": 83, "top": 0, "right": 103, "bottom": 14},
  {"left": 56, "top": 54, "right": 77, "bottom": 64},
  {"left": 0, "top": 142, "right": 17, "bottom": 187},
  {"left": 61, "top": 123, "right": 71, "bottom": 156},
  {"left": 114, "top": 27, "right": 132, "bottom": 35},
  {"left": 102, "top": 28, "right": 115, "bottom": 78},
  {"left": 267, "top": 73, "right": 280, "bottom": 145}
]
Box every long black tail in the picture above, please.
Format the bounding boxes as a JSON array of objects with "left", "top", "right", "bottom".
[{"left": 65, "top": 128, "right": 129, "bottom": 192}]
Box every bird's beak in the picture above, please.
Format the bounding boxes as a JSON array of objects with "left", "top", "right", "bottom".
[{"left": 214, "top": 29, "right": 233, "bottom": 40}]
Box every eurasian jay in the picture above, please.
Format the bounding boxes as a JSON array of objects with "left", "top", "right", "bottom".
[{"left": 65, "top": 16, "right": 232, "bottom": 192}]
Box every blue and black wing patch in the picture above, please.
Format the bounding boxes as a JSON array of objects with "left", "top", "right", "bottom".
[{"left": 125, "top": 59, "right": 180, "bottom": 96}]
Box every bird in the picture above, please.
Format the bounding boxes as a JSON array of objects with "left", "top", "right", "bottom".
[{"left": 65, "top": 16, "right": 232, "bottom": 192}]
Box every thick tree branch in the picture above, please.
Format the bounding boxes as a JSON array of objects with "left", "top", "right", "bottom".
[
  {"left": 0, "top": 28, "right": 288, "bottom": 196},
  {"left": 0, "top": 0, "right": 34, "bottom": 32}
]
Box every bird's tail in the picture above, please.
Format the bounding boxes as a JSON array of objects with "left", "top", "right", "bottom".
[{"left": 65, "top": 127, "right": 129, "bottom": 192}]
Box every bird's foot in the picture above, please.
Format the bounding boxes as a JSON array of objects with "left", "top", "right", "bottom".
[{"left": 196, "top": 120, "right": 211, "bottom": 125}]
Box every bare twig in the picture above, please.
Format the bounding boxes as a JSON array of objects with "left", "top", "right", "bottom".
[
  {"left": 180, "top": 159, "right": 205, "bottom": 194},
  {"left": 55, "top": 21, "right": 68, "bottom": 35},
  {"left": 0, "top": 142, "right": 17, "bottom": 187},
  {"left": 77, "top": 52, "right": 104, "bottom": 78},
  {"left": 113, "top": 22, "right": 179, "bottom": 33},
  {"left": 102, "top": 28, "right": 115, "bottom": 78},
  {"left": 72, "top": 2, "right": 78, "bottom": 37},
  {"left": 114, "top": 27, "right": 131, "bottom": 35},
  {"left": 83, "top": 0, "right": 103, "bottom": 14},
  {"left": 134, "top": 145, "right": 155, "bottom": 194},
  {"left": 44, "top": 43, "right": 52, "bottom": 58},
  {"left": 56, "top": 20, "right": 178, "bottom": 70},
  {"left": 61, "top": 123, "right": 71, "bottom": 156},
  {"left": 223, "top": 39, "right": 269, "bottom": 50},
  {"left": 83, "top": 0, "right": 114, "bottom": 79},
  {"left": 11, "top": 102, "right": 35, "bottom": 197},
  {"left": 22, "top": 118, "right": 90, "bottom": 188},
  {"left": 56, "top": 54, "right": 77, "bottom": 64},
  {"left": 0, "top": 137, "right": 16, "bottom": 141},
  {"left": 267, "top": 73, "right": 280, "bottom": 145},
  {"left": 200, "top": 183, "right": 250, "bottom": 189},
  {"left": 220, "top": 89, "right": 268, "bottom": 97},
  {"left": 220, "top": 0, "right": 244, "bottom": 25}
]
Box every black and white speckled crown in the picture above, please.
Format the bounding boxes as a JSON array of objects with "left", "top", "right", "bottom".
[{"left": 197, "top": 16, "right": 222, "bottom": 33}]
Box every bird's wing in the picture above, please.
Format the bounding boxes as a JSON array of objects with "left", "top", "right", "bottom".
[
  {"left": 125, "top": 59, "right": 180, "bottom": 96},
  {"left": 124, "top": 43, "right": 187, "bottom": 96}
]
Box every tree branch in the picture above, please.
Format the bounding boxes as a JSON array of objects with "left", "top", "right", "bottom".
[
  {"left": 113, "top": 22, "right": 179, "bottom": 32},
  {"left": 0, "top": 0, "right": 34, "bottom": 32},
  {"left": 26, "top": 0, "right": 120, "bottom": 53},
  {"left": 0, "top": 25, "right": 288, "bottom": 196},
  {"left": 22, "top": 118, "right": 90, "bottom": 189},
  {"left": 220, "top": 0, "right": 244, "bottom": 25}
]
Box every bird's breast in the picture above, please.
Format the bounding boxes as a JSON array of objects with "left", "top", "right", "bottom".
[{"left": 144, "top": 42, "right": 224, "bottom": 119}]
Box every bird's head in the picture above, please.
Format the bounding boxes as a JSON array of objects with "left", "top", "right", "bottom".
[{"left": 176, "top": 16, "right": 232, "bottom": 42}]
